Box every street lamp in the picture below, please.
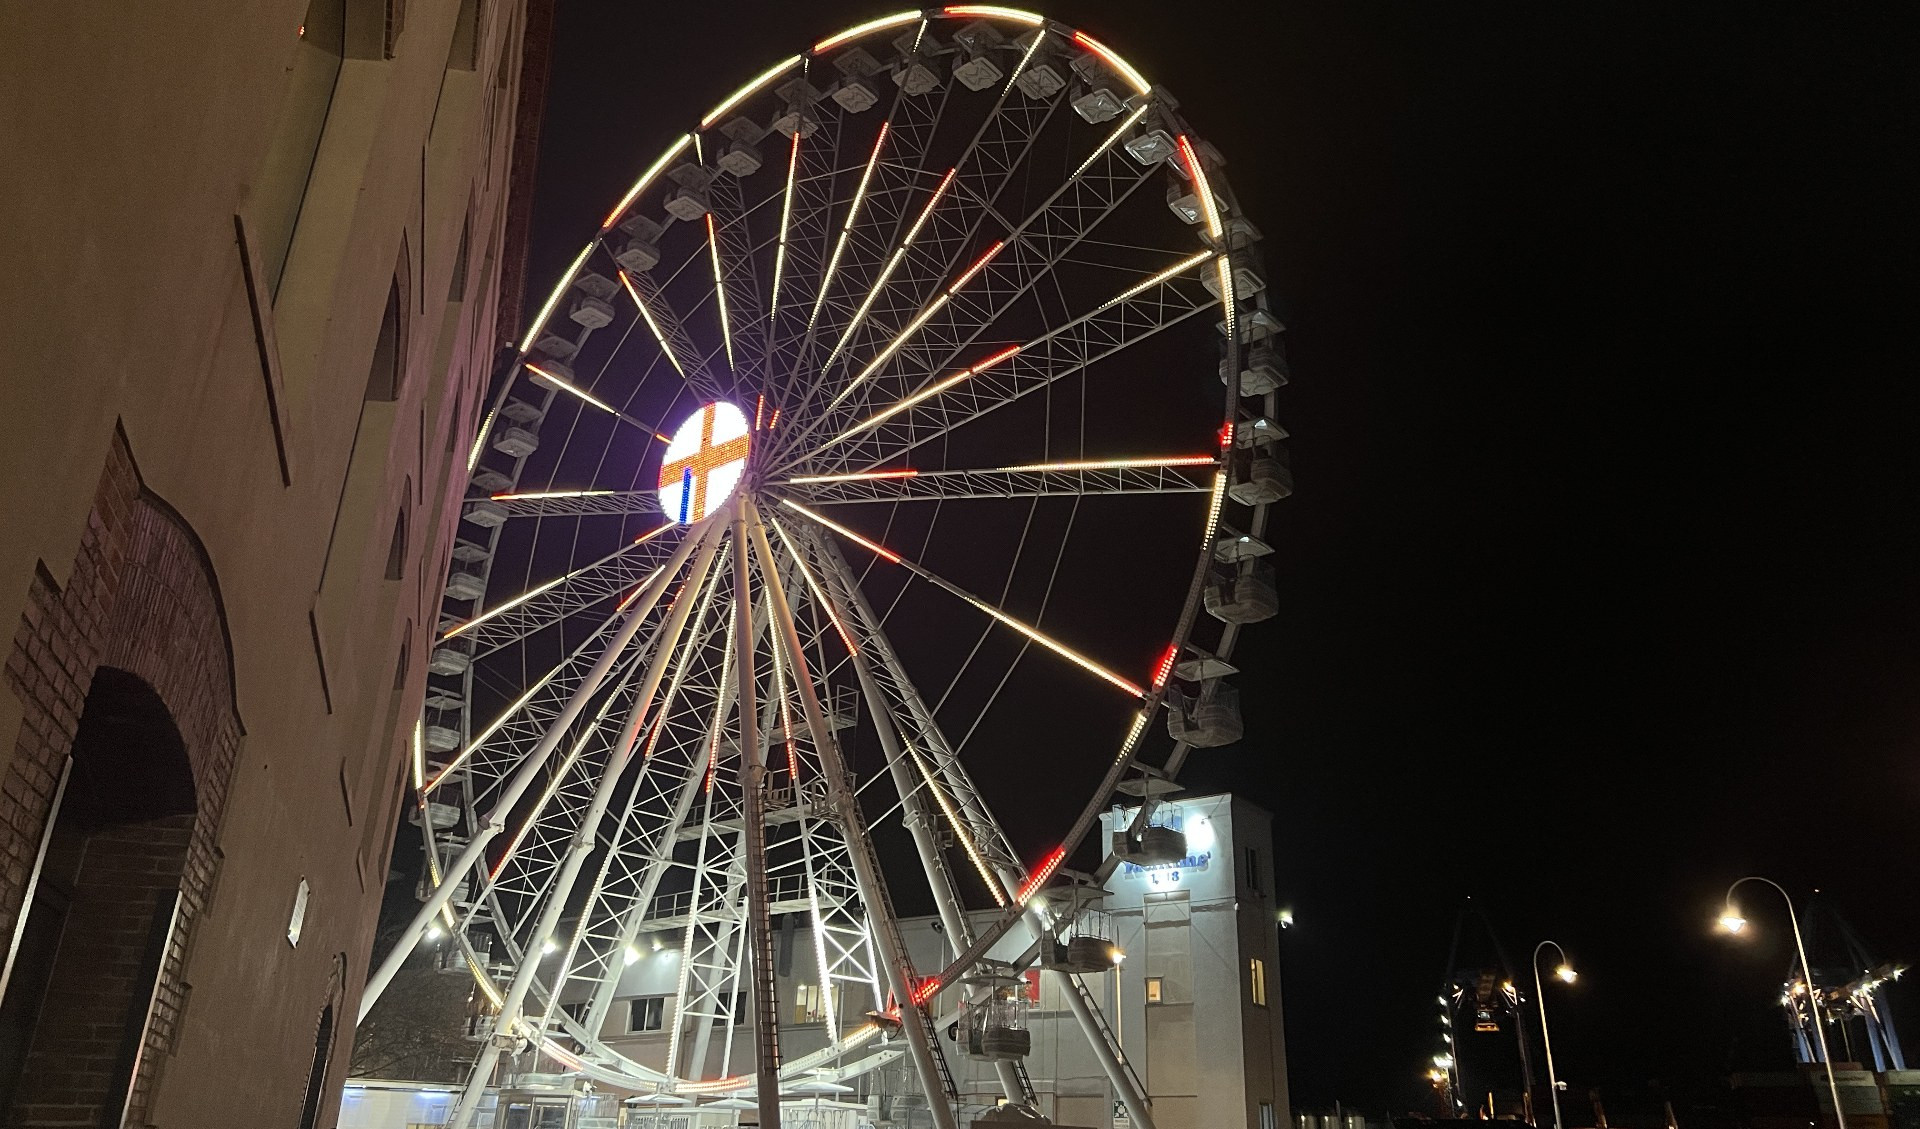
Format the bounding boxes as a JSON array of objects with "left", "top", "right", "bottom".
[
  {"left": 1718, "top": 876, "right": 1846, "bottom": 1129},
  {"left": 1532, "top": 940, "right": 1577, "bottom": 1129}
]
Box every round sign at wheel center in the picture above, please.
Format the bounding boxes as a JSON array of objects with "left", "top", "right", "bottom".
[{"left": 656, "top": 401, "right": 749, "bottom": 524}]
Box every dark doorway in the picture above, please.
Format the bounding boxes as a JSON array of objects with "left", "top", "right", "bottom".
[{"left": 0, "top": 667, "right": 197, "bottom": 1126}]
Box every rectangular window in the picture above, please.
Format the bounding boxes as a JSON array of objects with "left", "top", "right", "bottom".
[
  {"left": 1245, "top": 846, "right": 1260, "bottom": 894},
  {"left": 1260, "top": 1102, "right": 1278, "bottom": 1129},
  {"left": 1250, "top": 958, "right": 1267, "bottom": 1007},
  {"left": 793, "top": 983, "right": 826, "bottom": 1024},
  {"left": 559, "top": 1001, "right": 589, "bottom": 1026},
  {"left": 628, "top": 995, "right": 666, "bottom": 1033},
  {"left": 1144, "top": 976, "right": 1164, "bottom": 1004}
]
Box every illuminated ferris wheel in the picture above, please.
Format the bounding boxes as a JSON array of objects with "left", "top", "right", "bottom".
[{"left": 362, "top": 8, "right": 1287, "bottom": 1127}]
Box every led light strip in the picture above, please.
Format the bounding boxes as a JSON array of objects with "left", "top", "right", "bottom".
[
  {"left": 994, "top": 454, "right": 1218, "bottom": 473},
  {"left": 780, "top": 498, "right": 1145, "bottom": 698},
  {"left": 1096, "top": 248, "right": 1217, "bottom": 313},
  {"left": 821, "top": 240, "right": 1006, "bottom": 418},
  {"left": 1150, "top": 642, "right": 1180, "bottom": 691},
  {"left": 1016, "top": 844, "right": 1069, "bottom": 903},
  {"left": 943, "top": 5, "right": 1044, "bottom": 25},
  {"left": 518, "top": 242, "right": 597, "bottom": 353},
  {"left": 785, "top": 468, "right": 919, "bottom": 484},
  {"left": 705, "top": 214, "right": 735, "bottom": 370},
  {"left": 813, "top": 11, "right": 921, "bottom": 53},
  {"left": 467, "top": 406, "right": 497, "bottom": 473},
  {"left": 909, "top": 744, "right": 1009, "bottom": 906},
  {"left": 825, "top": 344, "right": 1020, "bottom": 448},
  {"left": 781, "top": 455, "right": 1213, "bottom": 487},
  {"left": 602, "top": 134, "right": 693, "bottom": 231},
  {"left": 1176, "top": 134, "right": 1224, "bottom": 240},
  {"left": 777, "top": 498, "right": 899, "bottom": 563},
  {"left": 1071, "top": 30, "right": 1151, "bottom": 95},
  {"left": 490, "top": 489, "right": 620, "bottom": 502},
  {"left": 412, "top": 720, "right": 426, "bottom": 790},
  {"left": 617, "top": 269, "right": 686, "bottom": 377},
  {"left": 769, "top": 131, "right": 801, "bottom": 320},
  {"left": 699, "top": 55, "right": 802, "bottom": 129},
  {"left": 1001, "top": 19, "right": 1048, "bottom": 90},
  {"left": 769, "top": 517, "right": 860, "bottom": 656},
  {"left": 810, "top": 122, "right": 891, "bottom": 330},
  {"left": 524, "top": 362, "right": 619, "bottom": 416},
  {"left": 824, "top": 167, "right": 957, "bottom": 368},
  {"left": 1068, "top": 103, "right": 1149, "bottom": 186}
]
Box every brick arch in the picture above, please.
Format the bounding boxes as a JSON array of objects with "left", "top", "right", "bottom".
[{"left": 0, "top": 426, "right": 241, "bottom": 1127}]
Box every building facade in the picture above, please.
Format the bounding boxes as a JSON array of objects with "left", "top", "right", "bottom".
[
  {"left": 537, "top": 792, "right": 1288, "bottom": 1129},
  {"left": 0, "top": 0, "right": 548, "bottom": 1124}
]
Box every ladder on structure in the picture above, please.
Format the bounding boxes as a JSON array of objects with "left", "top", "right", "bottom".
[
  {"left": 838, "top": 781, "right": 958, "bottom": 1105},
  {"left": 1068, "top": 972, "right": 1149, "bottom": 1104}
]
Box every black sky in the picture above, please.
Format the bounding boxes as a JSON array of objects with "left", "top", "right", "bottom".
[{"left": 525, "top": 1, "right": 1919, "bottom": 1117}]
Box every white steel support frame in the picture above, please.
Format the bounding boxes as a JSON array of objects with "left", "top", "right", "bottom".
[
  {"left": 364, "top": 521, "right": 710, "bottom": 1021},
  {"left": 397, "top": 9, "right": 1284, "bottom": 1122},
  {"left": 449, "top": 522, "right": 725, "bottom": 1129},
  {"left": 803, "top": 525, "right": 1157, "bottom": 1128},
  {"left": 796, "top": 524, "right": 1030, "bottom": 1108},
  {"left": 733, "top": 504, "right": 783, "bottom": 1126},
  {"left": 745, "top": 500, "right": 960, "bottom": 1129}
]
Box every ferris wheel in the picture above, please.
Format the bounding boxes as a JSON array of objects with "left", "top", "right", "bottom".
[{"left": 361, "top": 8, "right": 1288, "bottom": 1128}]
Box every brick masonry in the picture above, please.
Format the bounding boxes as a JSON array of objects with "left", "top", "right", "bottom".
[{"left": 0, "top": 429, "right": 241, "bottom": 1128}]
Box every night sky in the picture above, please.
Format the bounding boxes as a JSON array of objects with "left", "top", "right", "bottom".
[{"left": 522, "top": 2, "right": 1918, "bottom": 1118}]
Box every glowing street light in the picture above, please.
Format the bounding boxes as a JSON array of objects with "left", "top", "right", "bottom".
[
  {"left": 1718, "top": 877, "right": 1845, "bottom": 1129},
  {"left": 1532, "top": 940, "right": 1578, "bottom": 1129}
]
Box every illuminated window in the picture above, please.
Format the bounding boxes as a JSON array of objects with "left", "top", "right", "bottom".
[
  {"left": 1260, "top": 1102, "right": 1278, "bottom": 1129},
  {"left": 627, "top": 995, "right": 666, "bottom": 1032},
  {"left": 1145, "top": 976, "right": 1164, "bottom": 1004},
  {"left": 793, "top": 983, "right": 828, "bottom": 1024},
  {"left": 1249, "top": 958, "right": 1267, "bottom": 1007}
]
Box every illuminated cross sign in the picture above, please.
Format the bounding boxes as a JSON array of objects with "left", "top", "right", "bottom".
[{"left": 657, "top": 401, "right": 750, "bottom": 524}]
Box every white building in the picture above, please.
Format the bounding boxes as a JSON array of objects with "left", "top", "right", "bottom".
[{"left": 563, "top": 792, "right": 1288, "bottom": 1129}]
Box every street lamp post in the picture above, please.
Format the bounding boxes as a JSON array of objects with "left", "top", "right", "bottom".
[
  {"left": 1719, "top": 876, "right": 1846, "bottom": 1129},
  {"left": 1532, "top": 941, "right": 1577, "bottom": 1129}
]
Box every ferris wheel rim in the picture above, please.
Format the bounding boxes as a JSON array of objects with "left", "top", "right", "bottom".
[{"left": 403, "top": 5, "right": 1275, "bottom": 1102}]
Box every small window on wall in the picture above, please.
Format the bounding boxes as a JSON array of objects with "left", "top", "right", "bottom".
[
  {"left": 628, "top": 995, "right": 666, "bottom": 1033},
  {"left": 1250, "top": 958, "right": 1268, "bottom": 1007},
  {"left": 1144, "top": 977, "right": 1164, "bottom": 1004},
  {"left": 365, "top": 279, "right": 403, "bottom": 401},
  {"left": 1260, "top": 1102, "right": 1279, "bottom": 1129},
  {"left": 258, "top": 0, "right": 346, "bottom": 296},
  {"left": 1245, "top": 846, "right": 1261, "bottom": 894}
]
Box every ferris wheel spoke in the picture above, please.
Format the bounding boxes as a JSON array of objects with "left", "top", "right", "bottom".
[
  {"left": 776, "top": 78, "right": 1072, "bottom": 442},
  {"left": 540, "top": 557, "right": 735, "bottom": 1021},
  {"left": 616, "top": 265, "right": 731, "bottom": 402},
  {"left": 797, "top": 248, "right": 1220, "bottom": 475},
  {"left": 779, "top": 455, "right": 1220, "bottom": 503},
  {"left": 446, "top": 523, "right": 727, "bottom": 1129},
  {"left": 795, "top": 523, "right": 1027, "bottom": 883},
  {"left": 777, "top": 72, "right": 955, "bottom": 406},
  {"left": 486, "top": 489, "right": 663, "bottom": 519},
  {"left": 459, "top": 523, "right": 684, "bottom": 658},
  {"left": 778, "top": 498, "right": 1148, "bottom": 701},
  {"left": 772, "top": 103, "right": 1160, "bottom": 460}
]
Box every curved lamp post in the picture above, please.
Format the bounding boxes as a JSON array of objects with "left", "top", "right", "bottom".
[
  {"left": 1719, "top": 876, "right": 1846, "bottom": 1129},
  {"left": 1532, "top": 940, "right": 1577, "bottom": 1129}
]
